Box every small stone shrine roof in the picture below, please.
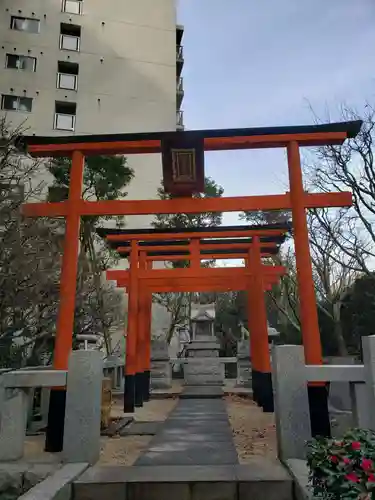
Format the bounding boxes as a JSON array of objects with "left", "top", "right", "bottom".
[{"left": 191, "top": 303, "right": 215, "bottom": 322}]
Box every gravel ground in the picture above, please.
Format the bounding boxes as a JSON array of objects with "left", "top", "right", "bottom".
[{"left": 226, "top": 395, "right": 277, "bottom": 462}]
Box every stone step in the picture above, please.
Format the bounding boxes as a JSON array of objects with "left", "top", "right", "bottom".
[
  {"left": 73, "top": 460, "right": 294, "bottom": 500},
  {"left": 180, "top": 386, "right": 224, "bottom": 399}
]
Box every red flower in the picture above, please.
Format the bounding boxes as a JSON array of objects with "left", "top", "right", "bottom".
[
  {"left": 351, "top": 441, "right": 361, "bottom": 451},
  {"left": 361, "top": 459, "right": 373, "bottom": 471},
  {"left": 343, "top": 457, "right": 351, "bottom": 465},
  {"left": 368, "top": 474, "right": 375, "bottom": 483},
  {"left": 346, "top": 472, "right": 359, "bottom": 483},
  {"left": 330, "top": 456, "right": 339, "bottom": 464}
]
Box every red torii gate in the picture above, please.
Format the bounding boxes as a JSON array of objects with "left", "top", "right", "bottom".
[
  {"left": 100, "top": 225, "right": 288, "bottom": 412},
  {"left": 19, "top": 120, "right": 362, "bottom": 451}
]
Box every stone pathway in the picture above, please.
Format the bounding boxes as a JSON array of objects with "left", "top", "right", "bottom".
[{"left": 135, "top": 396, "right": 238, "bottom": 466}]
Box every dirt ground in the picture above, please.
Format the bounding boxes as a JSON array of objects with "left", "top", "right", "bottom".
[
  {"left": 226, "top": 395, "right": 277, "bottom": 462},
  {"left": 24, "top": 395, "right": 277, "bottom": 466}
]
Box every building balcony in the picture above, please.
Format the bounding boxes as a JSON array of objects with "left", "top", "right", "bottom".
[
  {"left": 176, "top": 110, "right": 184, "bottom": 130},
  {"left": 176, "top": 24, "right": 184, "bottom": 46},
  {"left": 176, "top": 45, "right": 184, "bottom": 77},
  {"left": 177, "top": 77, "right": 184, "bottom": 108}
]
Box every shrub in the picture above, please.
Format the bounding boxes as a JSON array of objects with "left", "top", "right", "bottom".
[{"left": 307, "top": 429, "right": 375, "bottom": 499}]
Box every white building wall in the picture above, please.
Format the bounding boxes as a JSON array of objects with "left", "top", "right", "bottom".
[{"left": 0, "top": 0, "right": 179, "bottom": 345}]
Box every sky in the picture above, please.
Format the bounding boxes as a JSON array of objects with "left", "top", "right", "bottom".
[{"left": 177, "top": 0, "right": 375, "bottom": 227}]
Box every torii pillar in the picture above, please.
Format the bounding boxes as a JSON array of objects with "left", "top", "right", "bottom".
[
  {"left": 287, "top": 141, "right": 330, "bottom": 437},
  {"left": 123, "top": 241, "right": 139, "bottom": 413},
  {"left": 247, "top": 237, "right": 273, "bottom": 412}
]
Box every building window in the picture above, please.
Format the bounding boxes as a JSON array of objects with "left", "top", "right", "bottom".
[
  {"left": 1, "top": 94, "right": 33, "bottom": 112},
  {"left": 60, "top": 23, "right": 81, "bottom": 51},
  {"left": 57, "top": 61, "right": 79, "bottom": 90},
  {"left": 6, "top": 54, "right": 37, "bottom": 72},
  {"left": 62, "top": 0, "right": 82, "bottom": 15},
  {"left": 10, "top": 16, "right": 40, "bottom": 34},
  {"left": 54, "top": 101, "right": 76, "bottom": 131}
]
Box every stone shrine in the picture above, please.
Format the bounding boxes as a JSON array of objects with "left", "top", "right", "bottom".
[
  {"left": 191, "top": 303, "right": 215, "bottom": 340},
  {"left": 184, "top": 303, "right": 224, "bottom": 386}
]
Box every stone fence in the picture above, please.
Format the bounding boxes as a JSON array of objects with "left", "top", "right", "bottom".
[
  {"left": 0, "top": 350, "right": 102, "bottom": 465},
  {"left": 103, "top": 340, "right": 252, "bottom": 392},
  {"left": 272, "top": 335, "right": 375, "bottom": 461}
]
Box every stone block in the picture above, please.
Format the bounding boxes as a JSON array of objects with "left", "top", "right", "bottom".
[
  {"left": 127, "top": 482, "right": 190, "bottom": 500},
  {"left": 236, "top": 361, "right": 252, "bottom": 388},
  {"left": 73, "top": 483, "right": 127, "bottom": 500},
  {"left": 189, "top": 349, "right": 218, "bottom": 358},
  {"left": 184, "top": 359, "right": 224, "bottom": 386},
  {"left": 23, "top": 464, "right": 58, "bottom": 491},
  {"left": 19, "top": 463, "right": 89, "bottom": 500},
  {"left": 62, "top": 351, "right": 103, "bottom": 465},
  {"left": 328, "top": 356, "right": 356, "bottom": 411},
  {"left": 285, "top": 459, "right": 311, "bottom": 500},
  {"left": 351, "top": 382, "right": 371, "bottom": 429},
  {"left": 361, "top": 335, "right": 375, "bottom": 430},
  {"left": 151, "top": 340, "right": 169, "bottom": 361},
  {"left": 0, "top": 465, "right": 25, "bottom": 498},
  {"left": 271, "top": 345, "right": 311, "bottom": 460},
  {"left": 150, "top": 360, "right": 172, "bottom": 389},
  {"left": 191, "top": 482, "right": 236, "bottom": 500},
  {"left": 238, "top": 480, "right": 292, "bottom": 500},
  {"left": 0, "top": 387, "right": 28, "bottom": 461},
  {"left": 3, "top": 370, "right": 67, "bottom": 388},
  {"left": 237, "top": 340, "right": 250, "bottom": 359}
]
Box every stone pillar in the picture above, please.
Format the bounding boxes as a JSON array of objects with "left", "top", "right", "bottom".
[
  {"left": 328, "top": 356, "right": 356, "bottom": 411},
  {"left": 0, "top": 383, "right": 28, "bottom": 461},
  {"left": 362, "top": 335, "right": 375, "bottom": 431},
  {"left": 62, "top": 350, "right": 103, "bottom": 465},
  {"left": 150, "top": 340, "right": 172, "bottom": 390},
  {"left": 236, "top": 340, "right": 252, "bottom": 388},
  {"left": 271, "top": 345, "right": 311, "bottom": 460}
]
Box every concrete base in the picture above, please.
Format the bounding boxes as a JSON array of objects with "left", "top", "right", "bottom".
[
  {"left": 308, "top": 385, "right": 331, "bottom": 438},
  {"left": 143, "top": 370, "right": 151, "bottom": 402},
  {"left": 73, "top": 459, "right": 293, "bottom": 500},
  {"left": 285, "top": 459, "right": 312, "bottom": 499},
  {"left": 124, "top": 374, "right": 135, "bottom": 413},
  {"left": 252, "top": 370, "right": 274, "bottom": 413},
  {"left": 19, "top": 463, "right": 89, "bottom": 500},
  {"left": 45, "top": 389, "right": 66, "bottom": 453},
  {"left": 134, "top": 373, "right": 144, "bottom": 408}
]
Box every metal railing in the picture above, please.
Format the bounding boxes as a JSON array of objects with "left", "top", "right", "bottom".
[
  {"left": 176, "top": 45, "right": 184, "bottom": 60},
  {"left": 177, "top": 77, "right": 184, "bottom": 93},
  {"left": 176, "top": 110, "right": 184, "bottom": 128}
]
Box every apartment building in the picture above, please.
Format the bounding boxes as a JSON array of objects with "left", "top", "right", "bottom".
[
  {"left": 0, "top": 0, "right": 185, "bottom": 341},
  {"left": 0, "top": 0, "right": 184, "bottom": 216}
]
